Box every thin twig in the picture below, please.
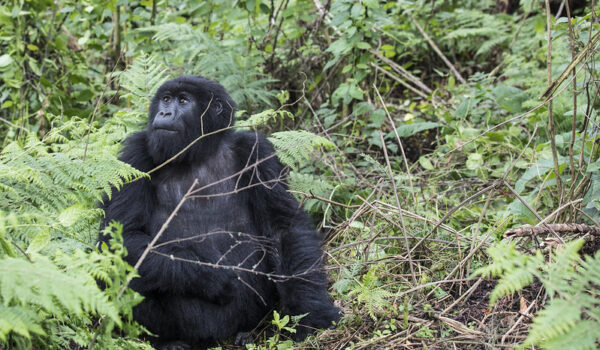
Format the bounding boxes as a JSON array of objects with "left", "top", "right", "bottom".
[
  {"left": 373, "top": 84, "right": 417, "bottom": 208},
  {"left": 409, "top": 182, "right": 499, "bottom": 256},
  {"left": 370, "top": 50, "right": 433, "bottom": 94},
  {"left": 371, "top": 63, "right": 430, "bottom": 100},
  {"left": 538, "top": 199, "right": 584, "bottom": 225},
  {"left": 565, "top": 1, "right": 578, "bottom": 197},
  {"left": 378, "top": 131, "right": 416, "bottom": 283},
  {"left": 118, "top": 179, "right": 199, "bottom": 299},
  {"left": 540, "top": 31, "right": 600, "bottom": 100},
  {"left": 501, "top": 299, "right": 536, "bottom": 345},
  {"left": 410, "top": 16, "right": 466, "bottom": 84},
  {"left": 544, "top": 0, "right": 565, "bottom": 201},
  {"left": 432, "top": 217, "right": 508, "bottom": 301}
]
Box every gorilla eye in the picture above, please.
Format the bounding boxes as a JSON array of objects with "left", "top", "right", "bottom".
[
  {"left": 162, "top": 96, "right": 171, "bottom": 103},
  {"left": 179, "top": 97, "right": 188, "bottom": 104}
]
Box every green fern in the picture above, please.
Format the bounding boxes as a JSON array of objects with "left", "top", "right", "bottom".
[
  {"left": 0, "top": 305, "right": 44, "bottom": 341},
  {"left": 332, "top": 262, "right": 362, "bottom": 294},
  {"left": 476, "top": 240, "right": 600, "bottom": 349},
  {"left": 268, "top": 130, "right": 334, "bottom": 170},
  {"left": 0, "top": 222, "right": 147, "bottom": 348},
  {"left": 0, "top": 135, "right": 145, "bottom": 248},
  {"left": 442, "top": 9, "right": 512, "bottom": 57},
  {"left": 141, "top": 23, "right": 277, "bottom": 111},
  {"left": 288, "top": 172, "right": 336, "bottom": 215},
  {"left": 0, "top": 58, "right": 152, "bottom": 347},
  {"left": 0, "top": 256, "right": 120, "bottom": 329},
  {"left": 237, "top": 108, "right": 294, "bottom": 128},
  {"left": 350, "top": 264, "right": 394, "bottom": 321},
  {"left": 119, "top": 53, "right": 170, "bottom": 112}
]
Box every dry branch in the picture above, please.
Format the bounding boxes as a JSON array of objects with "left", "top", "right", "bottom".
[
  {"left": 504, "top": 223, "right": 600, "bottom": 238},
  {"left": 540, "top": 30, "right": 600, "bottom": 100},
  {"left": 410, "top": 16, "right": 466, "bottom": 84}
]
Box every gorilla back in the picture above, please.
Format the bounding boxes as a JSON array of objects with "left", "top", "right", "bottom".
[{"left": 100, "top": 76, "right": 340, "bottom": 349}]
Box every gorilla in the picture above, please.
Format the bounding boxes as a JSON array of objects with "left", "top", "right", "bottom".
[{"left": 99, "top": 76, "right": 340, "bottom": 349}]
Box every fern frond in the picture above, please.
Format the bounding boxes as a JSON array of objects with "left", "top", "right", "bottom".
[
  {"left": 0, "top": 256, "right": 120, "bottom": 328},
  {"left": 545, "top": 240, "right": 584, "bottom": 295},
  {"left": 288, "top": 172, "right": 335, "bottom": 213},
  {"left": 350, "top": 264, "right": 393, "bottom": 320},
  {"left": 139, "top": 23, "right": 277, "bottom": 110},
  {"left": 536, "top": 319, "right": 598, "bottom": 350},
  {"left": 269, "top": 130, "right": 334, "bottom": 170},
  {"left": 0, "top": 305, "right": 45, "bottom": 341},
  {"left": 119, "top": 53, "right": 170, "bottom": 111},
  {"left": 489, "top": 268, "right": 535, "bottom": 305},
  {"left": 481, "top": 241, "right": 600, "bottom": 349},
  {"left": 145, "top": 23, "right": 197, "bottom": 42},
  {"left": 522, "top": 299, "right": 580, "bottom": 348},
  {"left": 238, "top": 108, "right": 294, "bottom": 128}
]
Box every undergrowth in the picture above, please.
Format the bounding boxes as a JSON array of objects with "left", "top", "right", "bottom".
[{"left": 1, "top": 0, "right": 599, "bottom": 349}]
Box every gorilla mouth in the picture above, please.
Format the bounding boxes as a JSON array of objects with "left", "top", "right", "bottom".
[{"left": 154, "top": 127, "right": 178, "bottom": 133}]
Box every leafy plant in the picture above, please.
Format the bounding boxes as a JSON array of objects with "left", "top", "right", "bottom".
[
  {"left": 350, "top": 264, "right": 394, "bottom": 320},
  {"left": 268, "top": 130, "right": 335, "bottom": 170},
  {"left": 0, "top": 224, "right": 148, "bottom": 349},
  {"left": 244, "top": 311, "right": 299, "bottom": 350},
  {"left": 476, "top": 240, "right": 600, "bottom": 350}
]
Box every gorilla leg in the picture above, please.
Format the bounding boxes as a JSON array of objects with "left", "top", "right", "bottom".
[{"left": 135, "top": 291, "right": 272, "bottom": 347}]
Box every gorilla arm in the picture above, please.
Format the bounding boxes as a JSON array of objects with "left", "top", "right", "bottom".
[{"left": 233, "top": 131, "right": 341, "bottom": 336}]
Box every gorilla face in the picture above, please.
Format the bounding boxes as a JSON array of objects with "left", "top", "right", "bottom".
[
  {"left": 147, "top": 76, "right": 236, "bottom": 164},
  {"left": 151, "top": 91, "right": 195, "bottom": 133}
]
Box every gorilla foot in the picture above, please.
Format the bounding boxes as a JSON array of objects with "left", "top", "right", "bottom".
[{"left": 234, "top": 331, "right": 253, "bottom": 346}]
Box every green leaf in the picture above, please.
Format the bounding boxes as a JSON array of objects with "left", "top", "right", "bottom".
[
  {"left": 363, "top": 0, "right": 379, "bottom": 9},
  {"left": 0, "top": 54, "right": 13, "bottom": 69},
  {"left": 326, "top": 38, "right": 351, "bottom": 56},
  {"left": 350, "top": 3, "right": 365, "bottom": 18},
  {"left": 349, "top": 84, "right": 364, "bottom": 100},
  {"left": 395, "top": 122, "right": 442, "bottom": 138},
  {"left": 369, "top": 109, "right": 386, "bottom": 127},
  {"left": 26, "top": 231, "right": 50, "bottom": 254},
  {"left": 58, "top": 204, "right": 86, "bottom": 227},
  {"left": 27, "top": 57, "right": 41, "bottom": 76},
  {"left": 454, "top": 97, "right": 472, "bottom": 119},
  {"left": 492, "top": 84, "right": 527, "bottom": 113},
  {"left": 419, "top": 156, "right": 434, "bottom": 170},
  {"left": 515, "top": 157, "right": 567, "bottom": 194},
  {"left": 466, "top": 153, "right": 483, "bottom": 170},
  {"left": 356, "top": 41, "right": 371, "bottom": 49},
  {"left": 486, "top": 131, "right": 506, "bottom": 142}
]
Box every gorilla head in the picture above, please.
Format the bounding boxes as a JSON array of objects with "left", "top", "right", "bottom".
[{"left": 147, "top": 76, "right": 236, "bottom": 164}]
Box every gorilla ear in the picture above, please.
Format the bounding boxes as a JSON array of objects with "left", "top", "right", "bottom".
[{"left": 214, "top": 99, "right": 223, "bottom": 115}]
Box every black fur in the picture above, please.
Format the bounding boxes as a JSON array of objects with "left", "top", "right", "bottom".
[{"left": 100, "top": 76, "right": 340, "bottom": 349}]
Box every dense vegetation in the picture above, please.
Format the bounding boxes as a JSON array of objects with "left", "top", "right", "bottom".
[{"left": 1, "top": 0, "right": 599, "bottom": 349}]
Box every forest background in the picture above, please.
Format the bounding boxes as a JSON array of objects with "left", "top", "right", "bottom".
[{"left": 0, "top": 0, "right": 599, "bottom": 349}]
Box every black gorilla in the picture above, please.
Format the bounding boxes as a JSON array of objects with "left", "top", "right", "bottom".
[{"left": 99, "top": 76, "right": 340, "bottom": 349}]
